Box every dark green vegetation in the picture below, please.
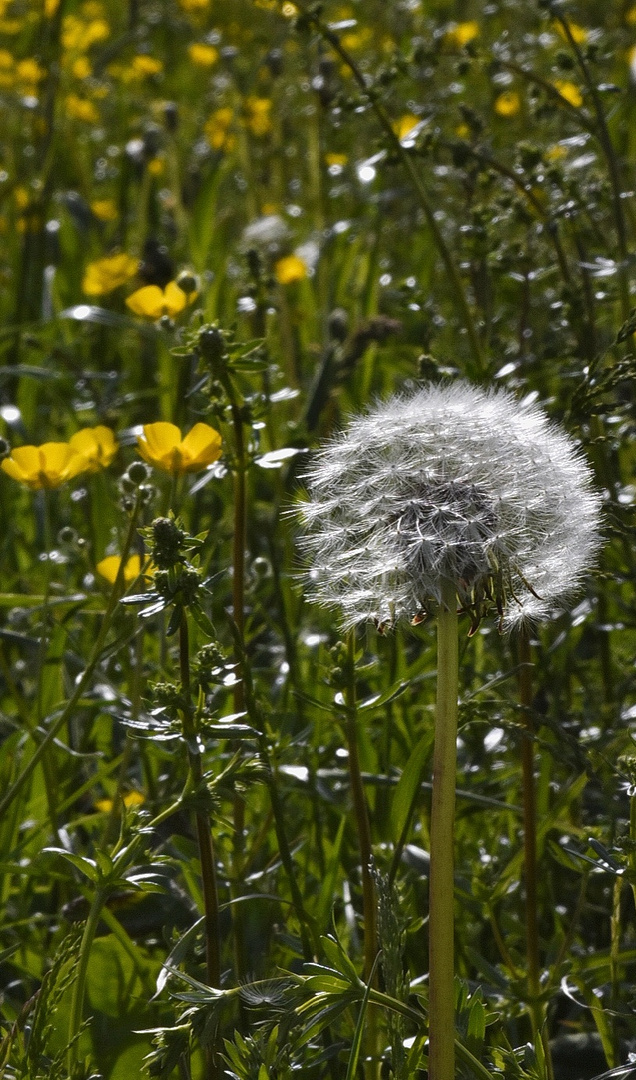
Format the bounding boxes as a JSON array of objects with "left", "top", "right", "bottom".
[{"left": 0, "top": 1, "right": 635, "bottom": 1078}]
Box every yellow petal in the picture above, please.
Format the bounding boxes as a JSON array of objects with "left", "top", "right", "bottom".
[
  {"left": 123, "top": 790, "right": 145, "bottom": 807},
  {"left": 96, "top": 555, "right": 121, "bottom": 583},
  {"left": 163, "top": 281, "right": 188, "bottom": 317},
  {"left": 2, "top": 445, "right": 40, "bottom": 485},
  {"left": 95, "top": 798, "right": 113, "bottom": 812},
  {"left": 40, "top": 443, "right": 85, "bottom": 484},
  {"left": 126, "top": 285, "right": 165, "bottom": 318},
  {"left": 70, "top": 426, "right": 118, "bottom": 470},
  {"left": 138, "top": 422, "right": 183, "bottom": 472},
  {"left": 123, "top": 554, "right": 142, "bottom": 584},
  {"left": 180, "top": 423, "right": 223, "bottom": 472}
]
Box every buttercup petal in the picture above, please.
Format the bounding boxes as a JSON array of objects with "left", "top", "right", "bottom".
[
  {"left": 126, "top": 285, "right": 165, "bottom": 319},
  {"left": 163, "top": 281, "right": 188, "bottom": 316},
  {"left": 181, "top": 423, "right": 223, "bottom": 470},
  {"left": 4, "top": 445, "right": 40, "bottom": 481},
  {"left": 40, "top": 443, "right": 85, "bottom": 485},
  {"left": 96, "top": 555, "right": 121, "bottom": 584}
]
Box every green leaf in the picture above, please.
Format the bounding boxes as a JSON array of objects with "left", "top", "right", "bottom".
[{"left": 390, "top": 731, "right": 434, "bottom": 840}]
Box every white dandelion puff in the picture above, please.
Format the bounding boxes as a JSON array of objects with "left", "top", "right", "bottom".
[{"left": 298, "top": 382, "right": 602, "bottom": 631}]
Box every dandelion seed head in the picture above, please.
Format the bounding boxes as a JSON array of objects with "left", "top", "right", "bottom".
[{"left": 297, "top": 383, "right": 602, "bottom": 632}]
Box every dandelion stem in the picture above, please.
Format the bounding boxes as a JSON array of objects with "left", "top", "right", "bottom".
[{"left": 428, "top": 577, "right": 458, "bottom": 1080}]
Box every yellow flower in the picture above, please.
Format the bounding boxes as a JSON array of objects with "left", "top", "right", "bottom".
[
  {"left": 126, "top": 281, "right": 192, "bottom": 319},
  {"left": 325, "top": 152, "right": 348, "bottom": 168},
  {"left": 340, "top": 28, "right": 372, "bottom": 51},
  {"left": 178, "top": 0, "right": 210, "bottom": 10},
  {"left": 130, "top": 54, "right": 163, "bottom": 78},
  {"left": 45, "top": 0, "right": 61, "bottom": 15},
  {"left": 545, "top": 144, "right": 567, "bottom": 162},
  {"left": 274, "top": 254, "right": 307, "bottom": 285},
  {"left": 82, "top": 252, "right": 138, "bottom": 296},
  {"left": 62, "top": 15, "right": 110, "bottom": 52},
  {"left": 244, "top": 96, "right": 273, "bottom": 137},
  {"left": 627, "top": 5, "right": 636, "bottom": 24},
  {"left": 494, "top": 90, "right": 521, "bottom": 117},
  {"left": 91, "top": 198, "right": 118, "bottom": 222},
  {"left": 552, "top": 80, "right": 583, "bottom": 108},
  {"left": 147, "top": 157, "right": 165, "bottom": 177},
  {"left": 393, "top": 113, "right": 420, "bottom": 141},
  {"left": 281, "top": 2, "right": 298, "bottom": 15},
  {"left": 555, "top": 19, "right": 588, "bottom": 44},
  {"left": 1, "top": 443, "right": 85, "bottom": 490},
  {"left": 455, "top": 122, "right": 471, "bottom": 138},
  {"left": 69, "top": 426, "right": 118, "bottom": 472},
  {"left": 65, "top": 93, "right": 99, "bottom": 123},
  {"left": 137, "top": 422, "right": 223, "bottom": 475},
  {"left": 71, "top": 56, "right": 92, "bottom": 79},
  {"left": 95, "top": 789, "right": 145, "bottom": 812},
  {"left": 204, "top": 107, "right": 235, "bottom": 151},
  {"left": 16, "top": 58, "right": 46, "bottom": 87},
  {"left": 188, "top": 42, "right": 219, "bottom": 67},
  {"left": 96, "top": 553, "right": 149, "bottom": 585},
  {"left": 444, "top": 21, "right": 479, "bottom": 48}
]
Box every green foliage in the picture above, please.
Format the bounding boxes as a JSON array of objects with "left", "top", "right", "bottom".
[{"left": 0, "top": 0, "right": 636, "bottom": 1077}]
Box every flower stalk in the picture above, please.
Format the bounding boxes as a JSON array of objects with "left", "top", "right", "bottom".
[{"left": 428, "top": 577, "right": 459, "bottom": 1080}]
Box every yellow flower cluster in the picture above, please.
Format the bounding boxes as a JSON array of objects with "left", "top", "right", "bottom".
[
  {"left": 1, "top": 426, "right": 117, "bottom": 490},
  {"left": 126, "top": 282, "right": 192, "bottom": 319},
  {"left": 2, "top": 421, "right": 224, "bottom": 491}
]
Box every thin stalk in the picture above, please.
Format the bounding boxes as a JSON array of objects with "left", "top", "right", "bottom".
[
  {"left": 0, "top": 497, "right": 142, "bottom": 821},
  {"left": 344, "top": 630, "right": 378, "bottom": 982},
  {"left": 343, "top": 629, "right": 378, "bottom": 1080},
  {"left": 428, "top": 577, "right": 458, "bottom": 1080},
  {"left": 229, "top": 396, "right": 248, "bottom": 984},
  {"left": 517, "top": 633, "right": 541, "bottom": 1027},
  {"left": 179, "top": 614, "right": 221, "bottom": 993},
  {"left": 68, "top": 887, "right": 106, "bottom": 1076}
]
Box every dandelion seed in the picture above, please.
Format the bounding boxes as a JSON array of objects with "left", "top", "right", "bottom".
[{"left": 298, "top": 382, "right": 601, "bottom": 633}]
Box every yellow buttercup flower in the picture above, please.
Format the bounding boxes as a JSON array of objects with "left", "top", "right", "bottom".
[
  {"left": 205, "top": 107, "right": 235, "bottom": 151},
  {"left": 96, "top": 553, "right": 150, "bottom": 585},
  {"left": 1, "top": 443, "right": 85, "bottom": 490},
  {"left": 325, "top": 152, "right": 348, "bottom": 168},
  {"left": 393, "top": 113, "right": 420, "bottom": 142},
  {"left": 65, "top": 93, "right": 100, "bottom": 123},
  {"left": 16, "top": 58, "right": 46, "bottom": 88},
  {"left": 555, "top": 19, "right": 588, "bottom": 44},
  {"left": 82, "top": 252, "right": 138, "bottom": 296},
  {"left": 244, "top": 97, "right": 273, "bottom": 137},
  {"left": 553, "top": 80, "right": 583, "bottom": 108},
  {"left": 62, "top": 15, "right": 110, "bottom": 52},
  {"left": 130, "top": 55, "right": 163, "bottom": 78},
  {"left": 178, "top": 0, "right": 210, "bottom": 10},
  {"left": 91, "top": 198, "right": 118, "bottom": 222},
  {"left": 126, "top": 282, "right": 192, "bottom": 319},
  {"left": 71, "top": 56, "right": 92, "bottom": 80},
  {"left": 274, "top": 254, "right": 308, "bottom": 285},
  {"left": 188, "top": 43, "right": 219, "bottom": 67},
  {"left": 69, "top": 426, "right": 118, "bottom": 472},
  {"left": 137, "top": 422, "right": 223, "bottom": 475},
  {"left": 444, "top": 21, "right": 479, "bottom": 48},
  {"left": 95, "top": 789, "right": 145, "bottom": 812},
  {"left": 494, "top": 90, "right": 521, "bottom": 117}
]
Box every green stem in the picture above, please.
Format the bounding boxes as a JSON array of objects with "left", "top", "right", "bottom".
[
  {"left": 343, "top": 630, "right": 378, "bottom": 1080},
  {"left": 179, "top": 614, "right": 221, "bottom": 993},
  {"left": 68, "top": 887, "right": 106, "bottom": 1076},
  {"left": 517, "top": 633, "right": 541, "bottom": 1025},
  {"left": 428, "top": 577, "right": 458, "bottom": 1080},
  {"left": 344, "top": 630, "right": 378, "bottom": 982},
  {"left": 0, "top": 498, "right": 142, "bottom": 821}
]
